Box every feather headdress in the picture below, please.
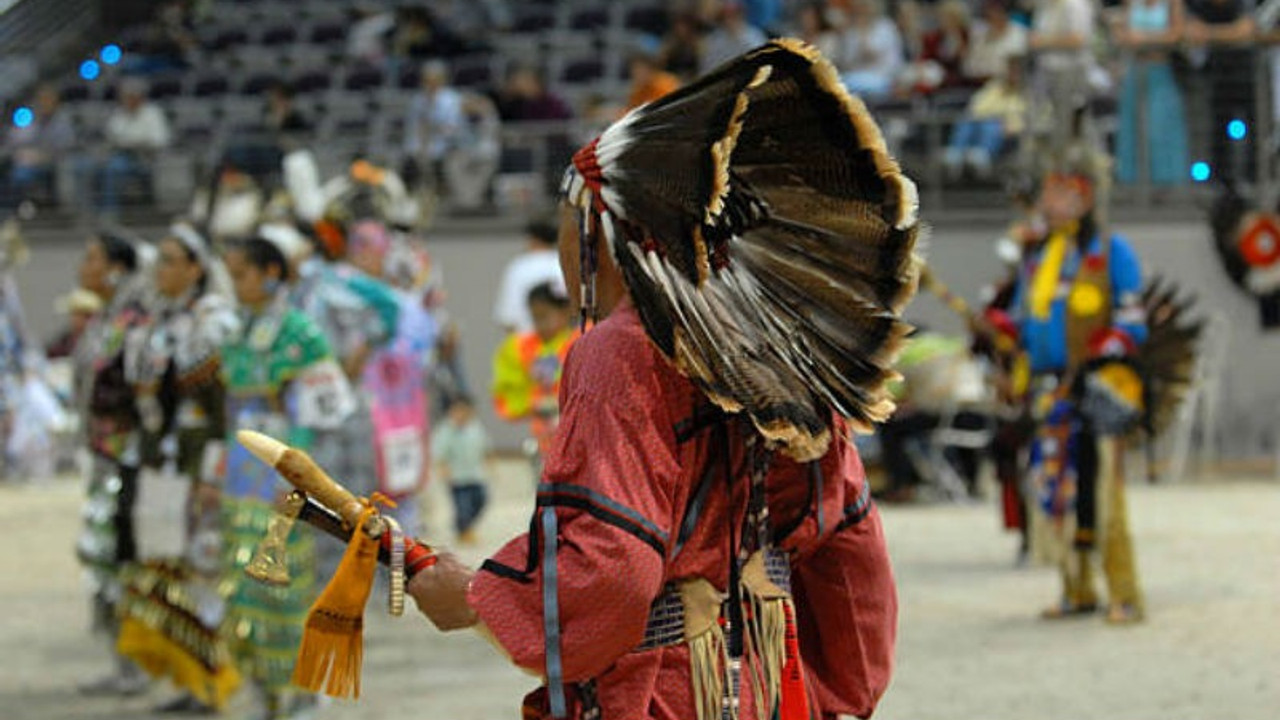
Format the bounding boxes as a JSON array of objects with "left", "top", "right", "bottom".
[{"left": 562, "top": 39, "right": 921, "bottom": 461}]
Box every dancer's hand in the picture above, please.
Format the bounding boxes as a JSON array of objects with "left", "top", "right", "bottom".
[{"left": 407, "top": 552, "right": 478, "bottom": 631}]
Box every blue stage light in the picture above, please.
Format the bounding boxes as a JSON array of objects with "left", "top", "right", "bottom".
[
  {"left": 1190, "top": 162, "right": 1211, "bottom": 183},
  {"left": 79, "top": 59, "right": 101, "bottom": 81},
  {"left": 101, "top": 44, "right": 122, "bottom": 65},
  {"left": 12, "top": 107, "right": 33, "bottom": 128},
  {"left": 1227, "top": 119, "right": 1247, "bottom": 141}
]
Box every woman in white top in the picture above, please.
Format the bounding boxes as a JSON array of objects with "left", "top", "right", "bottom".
[
  {"left": 835, "top": 0, "right": 905, "bottom": 99},
  {"left": 1029, "top": 0, "right": 1098, "bottom": 148},
  {"left": 965, "top": 0, "right": 1030, "bottom": 82}
]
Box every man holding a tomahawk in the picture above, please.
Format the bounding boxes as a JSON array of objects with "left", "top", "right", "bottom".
[{"left": 408, "top": 41, "right": 914, "bottom": 720}]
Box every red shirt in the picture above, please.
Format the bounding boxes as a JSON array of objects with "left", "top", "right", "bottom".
[{"left": 469, "top": 302, "right": 897, "bottom": 720}]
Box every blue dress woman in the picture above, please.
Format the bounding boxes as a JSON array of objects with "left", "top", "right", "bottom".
[{"left": 1116, "top": 0, "right": 1190, "bottom": 186}]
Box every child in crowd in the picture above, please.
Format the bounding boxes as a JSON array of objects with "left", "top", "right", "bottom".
[
  {"left": 491, "top": 282, "right": 578, "bottom": 473},
  {"left": 430, "top": 395, "right": 491, "bottom": 545},
  {"left": 944, "top": 54, "right": 1028, "bottom": 179}
]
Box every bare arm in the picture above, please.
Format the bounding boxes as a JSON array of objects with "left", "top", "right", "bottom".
[{"left": 1029, "top": 31, "right": 1087, "bottom": 51}]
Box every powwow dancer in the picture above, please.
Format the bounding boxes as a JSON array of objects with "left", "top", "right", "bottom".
[
  {"left": 74, "top": 229, "right": 153, "bottom": 695},
  {"left": 115, "top": 224, "right": 242, "bottom": 713},
  {"left": 287, "top": 220, "right": 400, "bottom": 581},
  {"left": 220, "top": 233, "right": 348, "bottom": 719},
  {"left": 0, "top": 219, "right": 33, "bottom": 481},
  {"left": 347, "top": 219, "right": 436, "bottom": 537},
  {"left": 1012, "top": 147, "right": 1150, "bottom": 624},
  {"left": 408, "top": 40, "right": 918, "bottom": 720}
]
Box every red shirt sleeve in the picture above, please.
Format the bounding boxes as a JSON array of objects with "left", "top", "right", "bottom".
[
  {"left": 774, "top": 429, "right": 898, "bottom": 719},
  {"left": 468, "top": 322, "right": 682, "bottom": 682}
]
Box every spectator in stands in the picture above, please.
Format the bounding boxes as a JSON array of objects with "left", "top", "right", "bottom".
[
  {"left": 493, "top": 217, "right": 564, "bottom": 335},
  {"left": 794, "top": 2, "right": 842, "bottom": 61},
  {"left": 392, "top": 6, "right": 470, "bottom": 61},
  {"left": 923, "top": 1, "right": 973, "bottom": 88},
  {"left": 79, "top": 78, "right": 172, "bottom": 216},
  {"left": 835, "top": 0, "right": 904, "bottom": 99},
  {"left": 347, "top": 3, "right": 395, "bottom": 65},
  {"left": 659, "top": 12, "right": 707, "bottom": 82},
  {"left": 1185, "top": 0, "right": 1257, "bottom": 182},
  {"left": 1029, "top": 0, "right": 1097, "bottom": 152},
  {"left": 444, "top": 93, "right": 502, "bottom": 213},
  {"left": 700, "top": 1, "right": 768, "bottom": 74},
  {"left": 626, "top": 52, "right": 681, "bottom": 110},
  {"left": 404, "top": 61, "right": 465, "bottom": 192},
  {"left": 493, "top": 65, "right": 573, "bottom": 123},
  {"left": 944, "top": 54, "right": 1029, "bottom": 178},
  {"left": 894, "top": 0, "right": 926, "bottom": 66},
  {"left": 190, "top": 155, "right": 264, "bottom": 244},
  {"left": 1114, "top": 0, "right": 1190, "bottom": 187},
  {"left": 964, "top": 0, "right": 1029, "bottom": 83},
  {"left": 264, "top": 82, "right": 311, "bottom": 135},
  {"left": 121, "top": 1, "right": 196, "bottom": 75},
  {"left": 899, "top": 0, "right": 973, "bottom": 93},
  {"left": 433, "top": 0, "right": 513, "bottom": 40},
  {"left": 743, "top": 0, "right": 785, "bottom": 33},
  {"left": 2, "top": 84, "right": 73, "bottom": 209}
]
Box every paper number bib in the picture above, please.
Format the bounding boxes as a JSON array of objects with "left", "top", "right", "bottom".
[
  {"left": 380, "top": 426, "right": 424, "bottom": 495},
  {"left": 294, "top": 358, "right": 357, "bottom": 430}
]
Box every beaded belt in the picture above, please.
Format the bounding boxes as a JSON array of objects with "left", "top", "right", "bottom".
[{"left": 636, "top": 547, "right": 792, "bottom": 651}]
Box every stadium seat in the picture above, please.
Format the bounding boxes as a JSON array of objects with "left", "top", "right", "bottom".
[
  {"left": 513, "top": 9, "right": 556, "bottom": 35},
  {"left": 570, "top": 7, "right": 610, "bottom": 31},
  {"left": 148, "top": 75, "right": 185, "bottom": 101},
  {"left": 241, "top": 72, "right": 282, "bottom": 96},
  {"left": 260, "top": 25, "right": 299, "bottom": 47},
  {"left": 561, "top": 58, "right": 604, "bottom": 85},
  {"left": 292, "top": 68, "right": 333, "bottom": 94},
  {"left": 343, "top": 64, "right": 385, "bottom": 92},
  {"left": 453, "top": 58, "right": 494, "bottom": 89},
  {"left": 309, "top": 22, "right": 346, "bottom": 45},
  {"left": 209, "top": 28, "right": 250, "bottom": 52},
  {"left": 193, "top": 74, "right": 232, "bottom": 97},
  {"left": 624, "top": 5, "right": 668, "bottom": 35}
]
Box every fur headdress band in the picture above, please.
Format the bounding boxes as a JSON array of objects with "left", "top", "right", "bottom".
[{"left": 562, "top": 39, "right": 922, "bottom": 461}]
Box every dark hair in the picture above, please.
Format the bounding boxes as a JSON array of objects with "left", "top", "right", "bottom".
[
  {"left": 236, "top": 237, "right": 291, "bottom": 281},
  {"left": 95, "top": 231, "right": 138, "bottom": 272},
  {"left": 448, "top": 394, "right": 475, "bottom": 411},
  {"left": 527, "top": 282, "right": 569, "bottom": 310},
  {"left": 162, "top": 231, "right": 212, "bottom": 294},
  {"left": 525, "top": 217, "right": 558, "bottom": 246}
]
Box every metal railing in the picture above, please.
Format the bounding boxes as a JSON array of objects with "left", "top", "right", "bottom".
[
  {"left": 0, "top": 0, "right": 100, "bottom": 102},
  {"left": 13, "top": 40, "right": 1280, "bottom": 222}
]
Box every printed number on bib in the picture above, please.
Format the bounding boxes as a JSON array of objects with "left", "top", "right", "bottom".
[
  {"left": 380, "top": 427, "right": 424, "bottom": 496},
  {"left": 295, "top": 358, "right": 357, "bottom": 430}
]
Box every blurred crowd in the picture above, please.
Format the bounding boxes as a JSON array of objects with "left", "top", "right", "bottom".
[{"left": 1, "top": 0, "right": 1274, "bottom": 221}]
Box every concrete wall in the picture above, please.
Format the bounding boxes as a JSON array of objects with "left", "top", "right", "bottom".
[{"left": 18, "top": 216, "right": 1280, "bottom": 457}]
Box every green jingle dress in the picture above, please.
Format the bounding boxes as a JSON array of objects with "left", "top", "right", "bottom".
[{"left": 219, "top": 293, "right": 335, "bottom": 698}]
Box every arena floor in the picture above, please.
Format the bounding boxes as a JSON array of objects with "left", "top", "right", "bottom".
[{"left": 1, "top": 460, "right": 1275, "bottom": 720}]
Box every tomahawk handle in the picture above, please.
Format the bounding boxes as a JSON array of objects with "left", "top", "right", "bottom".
[
  {"left": 296, "top": 496, "right": 438, "bottom": 576},
  {"left": 238, "top": 430, "right": 380, "bottom": 536}
]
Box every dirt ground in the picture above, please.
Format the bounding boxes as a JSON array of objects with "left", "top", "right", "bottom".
[{"left": 1, "top": 461, "right": 1276, "bottom": 720}]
